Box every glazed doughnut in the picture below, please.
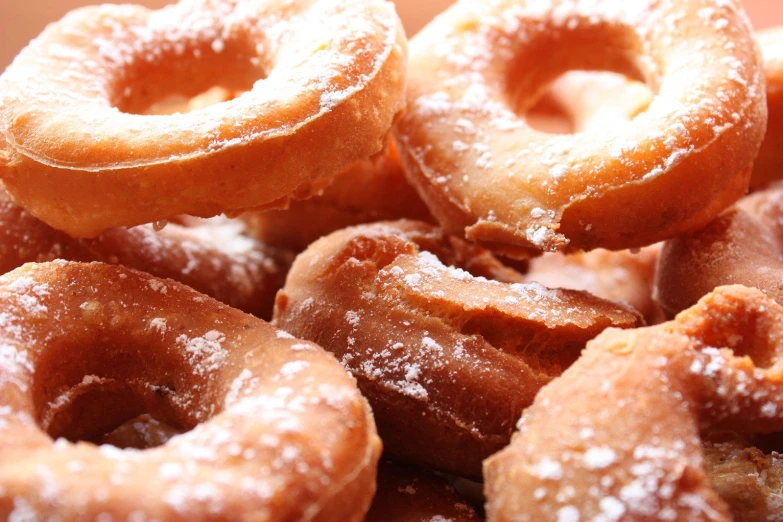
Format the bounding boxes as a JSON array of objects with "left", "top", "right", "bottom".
[
  {"left": 0, "top": 190, "right": 293, "bottom": 319},
  {"left": 394, "top": 0, "right": 766, "bottom": 257},
  {"left": 0, "top": 261, "right": 380, "bottom": 521},
  {"left": 525, "top": 245, "right": 663, "bottom": 324},
  {"left": 273, "top": 220, "right": 642, "bottom": 478},
  {"left": 365, "top": 461, "right": 481, "bottom": 522},
  {"left": 243, "top": 138, "right": 433, "bottom": 251},
  {"left": 484, "top": 285, "right": 783, "bottom": 522},
  {"left": 751, "top": 27, "right": 783, "bottom": 190},
  {"left": 0, "top": 0, "right": 407, "bottom": 237},
  {"left": 655, "top": 181, "right": 783, "bottom": 318}
]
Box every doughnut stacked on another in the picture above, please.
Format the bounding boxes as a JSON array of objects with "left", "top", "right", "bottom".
[
  {"left": 485, "top": 285, "right": 783, "bottom": 522},
  {"left": 0, "top": 0, "right": 408, "bottom": 237},
  {"left": 655, "top": 181, "right": 783, "bottom": 318},
  {"left": 395, "top": 0, "right": 766, "bottom": 257},
  {"left": 274, "top": 220, "right": 642, "bottom": 479},
  {"left": 0, "top": 190, "right": 293, "bottom": 319}
]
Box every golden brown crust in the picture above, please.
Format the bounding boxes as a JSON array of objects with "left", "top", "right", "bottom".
[
  {"left": 703, "top": 438, "right": 783, "bottom": 522},
  {"left": 242, "top": 138, "right": 433, "bottom": 251},
  {"left": 484, "top": 285, "right": 783, "bottom": 522},
  {"left": 751, "top": 27, "right": 783, "bottom": 190},
  {"left": 365, "top": 461, "right": 481, "bottom": 522},
  {"left": 655, "top": 182, "right": 783, "bottom": 318},
  {"left": 0, "top": 190, "right": 293, "bottom": 319},
  {"left": 0, "top": 261, "right": 381, "bottom": 521},
  {"left": 394, "top": 0, "right": 765, "bottom": 257},
  {"left": 0, "top": 0, "right": 407, "bottom": 237},
  {"left": 273, "top": 220, "right": 641, "bottom": 479},
  {"left": 526, "top": 245, "right": 663, "bottom": 324}
]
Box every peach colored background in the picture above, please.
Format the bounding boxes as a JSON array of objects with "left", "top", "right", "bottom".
[{"left": 0, "top": 0, "right": 782, "bottom": 70}]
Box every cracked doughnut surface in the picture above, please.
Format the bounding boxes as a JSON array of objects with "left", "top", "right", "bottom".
[{"left": 273, "top": 220, "right": 641, "bottom": 478}]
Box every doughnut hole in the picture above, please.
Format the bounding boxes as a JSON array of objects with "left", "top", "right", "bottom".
[
  {"left": 525, "top": 70, "right": 653, "bottom": 134},
  {"left": 504, "top": 20, "right": 650, "bottom": 117},
  {"left": 144, "top": 86, "right": 239, "bottom": 115},
  {"left": 112, "top": 29, "right": 268, "bottom": 115},
  {"left": 31, "top": 333, "right": 213, "bottom": 447}
]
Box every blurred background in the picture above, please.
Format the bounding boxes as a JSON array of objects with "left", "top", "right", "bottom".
[{"left": 1, "top": 0, "right": 782, "bottom": 70}]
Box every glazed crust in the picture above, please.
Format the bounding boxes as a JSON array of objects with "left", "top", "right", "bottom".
[
  {"left": 0, "top": 190, "right": 293, "bottom": 319},
  {"left": 485, "top": 285, "right": 783, "bottom": 522},
  {"left": 274, "top": 220, "right": 641, "bottom": 478},
  {"left": 0, "top": 0, "right": 407, "bottom": 237},
  {"left": 395, "top": 0, "right": 765, "bottom": 257},
  {"left": 0, "top": 261, "right": 380, "bottom": 522}
]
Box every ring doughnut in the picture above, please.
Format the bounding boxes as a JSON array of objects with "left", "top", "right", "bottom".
[
  {"left": 0, "top": 0, "right": 407, "bottom": 237},
  {"left": 365, "top": 461, "right": 481, "bottom": 522},
  {"left": 0, "top": 191, "right": 293, "bottom": 319},
  {"left": 394, "top": 0, "right": 766, "bottom": 257},
  {"left": 0, "top": 261, "right": 380, "bottom": 521},
  {"left": 655, "top": 181, "right": 783, "bottom": 318},
  {"left": 525, "top": 245, "right": 663, "bottom": 324},
  {"left": 243, "top": 137, "right": 432, "bottom": 251},
  {"left": 484, "top": 285, "right": 783, "bottom": 521},
  {"left": 751, "top": 27, "right": 783, "bottom": 190},
  {"left": 273, "top": 220, "right": 642, "bottom": 478}
]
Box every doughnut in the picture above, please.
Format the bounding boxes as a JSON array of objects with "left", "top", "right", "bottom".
[
  {"left": 273, "top": 220, "right": 642, "bottom": 478},
  {"left": 751, "top": 27, "right": 783, "bottom": 190},
  {"left": 484, "top": 285, "right": 783, "bottom": 522},
  {"left": 655, "top": 181, "right": 783, "bottom": 318},
  {"left": 394, "top": 0, "right": 766, "bottom": 257},
  {"left": 0, "top": 261, "right": 380, "bottom": 521},
  {"left": 243, "top": 138, "right": 433, "bottom": 251},
  {"left": 525, "top": 245, "right": 663, "bottom": 324},
  {"left": 365, "top": 461, "right": 481, "bottom": 522},
  {"left": 0, "top": 0, "right": 407, "bottom": 237},
  {"left": 0, "top": 190, "right": 293, "bottom": 319}
]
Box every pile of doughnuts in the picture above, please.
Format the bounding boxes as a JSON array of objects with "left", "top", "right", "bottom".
[{"left": 1, "top": 0, "right": 783, "bottom": 520}]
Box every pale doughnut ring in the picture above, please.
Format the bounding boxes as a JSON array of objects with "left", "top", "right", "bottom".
[
  {"left": 0, "top": 0, "right": 407, "bottom": 237},
  {"left": 0, "top": 261, "right": 380, "bottom": 521},
  {"left": 485, "top": 285, "right": 783, "bottom": 521},
  {"left": 274, "top": 220, "right": 641, "bottom": 478},
  {"left": 0, "top": 190, "right": 294, "bottom": 319},
  {"left": 394, "top": 0, "right": 766, "bottom": 257}
]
